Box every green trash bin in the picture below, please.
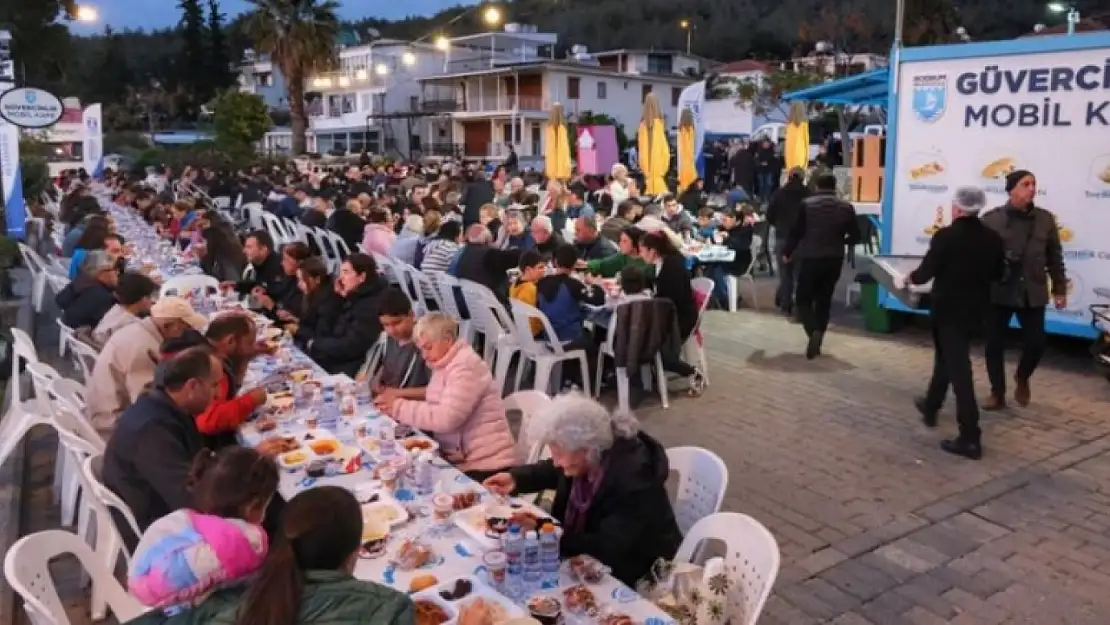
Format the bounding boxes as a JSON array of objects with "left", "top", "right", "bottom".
[{"left": 859, "top": 277, "right": 893, "bottom": 334}]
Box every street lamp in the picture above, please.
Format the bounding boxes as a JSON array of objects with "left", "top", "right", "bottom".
[
  {"left": 1047, "top": 2, "right": 1080, "bottom": 35},
  {"left": 75, "top": 5, "right": 99, "bottom": 22},
  {"left": 434, "top": 35, "right": 450, "bottom": 51},
  {"left": 375, "top": 63, "right": 389, "bottom": 76},
  {"left": 401, "top": 51, "right": 416, "bottom": 66},
  {"left": 679, "top": 19, "right": 694, "bottom": 55},
  {"left": 482, "top": 5, "right": 502, "bottom": 27}
]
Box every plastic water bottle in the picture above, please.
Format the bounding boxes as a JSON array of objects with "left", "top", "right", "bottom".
[
  {"left": 539, "top": 523, "right": 560, "bottom": 585},
  {"left": 522, "top": 530, "right": 542, "bottom": 587},
  {"left": 503, "top": 525, "right": 524, "bottom": 599},
  {"left": 414, "top": 452, "right": 435, "bottom": 494}
]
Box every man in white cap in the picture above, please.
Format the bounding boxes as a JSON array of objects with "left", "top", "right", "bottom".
[
  {"left": 894, "top": 187, "right": 1005, "bottom": 460},
  {"left": 85, "top": 296, "right": 208, "bottom": 435}
]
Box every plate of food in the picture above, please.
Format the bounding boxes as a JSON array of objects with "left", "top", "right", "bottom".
[
  {"left": 298, "top": 429, "right": 336, "bottom": 443},
  {"left": 260, "top": 327, "right": 284, "bottom": 342},
  {"left": 416, "top": 577, "right": 526, "bottom": 625},
  {"left": 306, "top": 438, "right": 341, "bottom": 459},
  {"left": 453, "top": 501, "right": 557, "bottom": 550},
  {"left": 289, "top": 368, "right": 313, "bottom": 383},
  {"left": 268, "top": 391, "right": 295, "bottom": 411},
  {"left": 412, "top": 596, "right": 455, "bottom": 625},
  {"left": 400, "top": 436, "right": 440, "bottom": 454},
  {"left": 565, "top": 554, "right": 610, "bottom": 584},
  {"left": 361, "top": 496, "right": 409, "bottom": 529},
  {"left": 563, "top": 585, "right": 601, "bottom": 616},
  {"left": 278, "top": 449, "right": 311, "bottom": 472}
]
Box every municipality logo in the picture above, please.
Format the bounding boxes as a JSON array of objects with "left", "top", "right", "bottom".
[
  {"left": 911, "top": 74, "right": 947, "bottom": 123},
  {"left": 25, "top": 91, "right": 37, "bottom": 104}
]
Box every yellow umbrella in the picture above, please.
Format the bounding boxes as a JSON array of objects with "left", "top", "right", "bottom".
[
  {"left": 784, "top": 101, "right": 810, "bottom": 171},
  {"left": 677, "top": 108, "right": 697, "bottom": 192},
  {"left": 544, "top": 103, "right": 571, "bottom": 181},
  {"left": 637, "top": 93, "right": 671, "bottom": 195}
]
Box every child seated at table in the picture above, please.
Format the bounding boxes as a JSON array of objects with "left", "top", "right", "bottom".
[
  {"left": 368, "top": 287, "right": 432, "bottom": 401},
  {"left": 509, "top": 250, "right": 546, "bottom": 336},
  {"left": 616, "top": 265, "right": 653, "bottom": 304},
  {"left": 695, "top": 207, "right": 718, "bottom": 241},
  {"left": 537, "top": 244, "right": 605, "bottom": 347},
  {"left": 128, "top": 447, "right": 279, "bottom": 611}
]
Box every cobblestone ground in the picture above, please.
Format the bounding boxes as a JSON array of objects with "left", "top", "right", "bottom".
[{"left": 10, "top": 290, "right": 1110, "bottom": 625}]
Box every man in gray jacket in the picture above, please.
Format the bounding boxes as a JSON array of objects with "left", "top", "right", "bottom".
[{"left": 980, "top": 170, "right": 1068, "bottom": 410}]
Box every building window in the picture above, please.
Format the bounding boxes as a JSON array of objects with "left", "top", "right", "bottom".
[
  {"left": 672, "top": 86, "right": 681, "bottom": 106},
  {"left": 597, "top": 81, "right": 607, "bottom": 99},
  {"left": 342, "top": 94, "right": 356, "bottom": 114},
  {"left": 256, "top": 72, "right": 273, "bottom": 87},
  {"left": 641, "top": 84, "right": 652, "bottom": 102},
  {"left": 567, "top": 76, "right": 580, "bottom": 100},
  {"left": 646, "top": 54, "right": 674, "bottom": 75},
  {"left": 531, "top": 123, "right": 541, "bottom": 155}
]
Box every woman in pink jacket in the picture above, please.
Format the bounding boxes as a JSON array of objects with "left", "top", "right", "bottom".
[
  {"left": 377, "top": 312, "right": 518, "bottom": 477},
  {"left": 361, "top": 209, "right": 397, "bottom": 256}
]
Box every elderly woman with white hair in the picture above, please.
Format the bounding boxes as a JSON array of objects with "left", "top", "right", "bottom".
[
  {"left": 608, "top": 164, "right": 631, "bottom": 204},
  {"left": 896, "top": 185, "right": 1005, "bottom": 461},
  {"left": 377, "top": 312, "right": 518, "bottom": 475},
  {"left": 483, "top": 393, "right": 682, "bottom": 586},
  {"left": 497, "top": 209, "right": 534, "bottom": 251}
]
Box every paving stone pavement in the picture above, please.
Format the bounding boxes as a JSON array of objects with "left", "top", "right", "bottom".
[{"left": 8, "top": 283, "right": 1110, "bottom": 624}]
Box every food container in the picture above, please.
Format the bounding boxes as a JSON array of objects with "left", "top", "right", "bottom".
[
  {"left": 863, "top": 255, "right": 932, "bottom": 309},
  {"left": 305, "top": 414, "right": 319, "bottom": 429},
  {"left": 527, "top": 595, "right": 562, "bottom": 625},
  {"left": 307, "top": 439, "right": 341, "bottom": 459},
  {"left": 414, "top": 577, "right": 526, "bottom": 623},
  {"left": 453, "top": 501, "right": 557, "bottom": 551},
  {"left": 306, "top": 459, "right": 328, "bottom": 478},
  {"left": 361, "top": 496, "right": 410, "bottom": 529},
  {"left": 379, "top": 467, "right": 398, "bottom": 490},
  {"left": 482, "top": 552, "right": 507, "bottom": 587},
  {"left": 400, "top": 436, "right": 440, "bottom": 455},
  {"left": 289, "top": 368, "right": 313, "bottom": 383},
  {"left": 278, "top": 449, "right": 310, "bottom": 472},
  {"left": 298, "top": 429, "right": 336, "bottom": 444},
  {"left": 432, "top": 494, "right": 454, "bottom": 523}
]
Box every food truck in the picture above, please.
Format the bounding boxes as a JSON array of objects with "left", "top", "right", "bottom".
[{"left": 786, "top": 32, "right": 1110, "bottom": 341}]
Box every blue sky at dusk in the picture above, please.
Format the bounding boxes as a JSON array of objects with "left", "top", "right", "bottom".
[{"left": 69, "top": 0, "right": 468, "bottom": 34}]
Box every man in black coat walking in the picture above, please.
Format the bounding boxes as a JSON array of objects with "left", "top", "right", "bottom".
[
  {"left": 898, "top": 187, "right": 1005, "bottom": 460},
  {"left": 729, "top": 142, "right": 756, "bottom": 198}
]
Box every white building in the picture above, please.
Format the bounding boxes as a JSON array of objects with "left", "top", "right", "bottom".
[
  {"left": 417, "top": 45, "right": 701, "bottom": 166},
  {"left": 237, "top": 26, "right": 701, "bottom": 163}
]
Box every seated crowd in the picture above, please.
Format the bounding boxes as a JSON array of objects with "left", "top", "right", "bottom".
[{"left": 37, "top": 158, "right": 772, "bottom": 624}]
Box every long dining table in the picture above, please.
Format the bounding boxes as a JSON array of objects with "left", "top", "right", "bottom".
[{"left": 100, "top": 192, "right": 678, "bottom": 625}]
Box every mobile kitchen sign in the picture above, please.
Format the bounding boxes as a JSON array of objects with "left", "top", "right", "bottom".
[{"left": 0, "top": 87, "right": 65, "bottom": 129}]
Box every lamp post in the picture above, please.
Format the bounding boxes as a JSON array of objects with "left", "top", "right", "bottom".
[
  {"left": 679, "top": 19, "right": 694, "bottom": 55},
  {"left": 1047, "top": 2, "right": 1080, "bottom": 35}
]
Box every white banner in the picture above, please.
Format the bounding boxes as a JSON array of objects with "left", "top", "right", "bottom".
[
  {"left": 0, "top": 79, "right": 24, "bottom": 239},
  {"left": 82, "top": 103, "right": 103, "bottom": 179},
  {"left": 890, "top": 47, "right": 1110, "bottom": 331}
]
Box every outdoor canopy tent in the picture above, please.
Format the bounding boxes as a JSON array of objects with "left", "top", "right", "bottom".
[{"left": 782, "top": 67, "right": 891, "bottom": 107}]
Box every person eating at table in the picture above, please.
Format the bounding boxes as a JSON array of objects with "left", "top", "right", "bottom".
[
  {"left": 124, "top": 486, "right": 415, "bottom": 625},
  {"left": 376, "top": 313, "right": 517, "bottom": 479},
  {"left": 573, "top": 216, "right": 618, "bottom": 261},
  {"left": 288, "top": 256, "right": 344, "bottom": 347},
  {"left": 102, "top": 347, "right": 223, "bottom": 548},
  {"left": 92, "top": 271, "right": 159, "bottom": 347},
  {"left": 220, "top": 230, "right": 284, "bottom": 303},
  {"left": 56, "top": 250, "right": 120, "bottom": 332},
  {"left": 306, "top": 253, "right": 386, "bottom": 377},
  {"left": 365, "top": 287, "right": 431, "bottom": 398},
  {"left": 638, "top": 231, "right": 706, "bottom": 395},
  {"left": 86, "top": 296, "right": 209, "bottom": 435},
  {"left": 483, "top": 393, "right": 682, "bottom": 586},
  {"left": 707, "top": 206, "right": 756, "bottom": 309},
  {"left": 252, "top": 242, "right": 312, "bottom": 322},
  {"left": 583, "top": 226, "right": 653, "bottom": 279}
]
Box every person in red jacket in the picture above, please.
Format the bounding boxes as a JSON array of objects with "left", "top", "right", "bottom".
[{"left": 160, "top": 311, "right": 269, "bottom": 446}]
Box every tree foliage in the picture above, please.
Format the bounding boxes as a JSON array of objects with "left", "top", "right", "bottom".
[
  {"left": 0, "top": 0, "right": 77, "bottom": 93},
  {"left": 733, "top": 68, "right": 825, "bottom": 119},
  {"left": 207, "top": 0, "right": 236, "bottom": 94},
  {"left": 179, "top": 0, "right": 209, "bottom": 109},
  {"left": 244, "top": 0, "right": 340, "bottom": 155},
  {"left": 212, "top": 89, "right": 272, "bottom": 147}
]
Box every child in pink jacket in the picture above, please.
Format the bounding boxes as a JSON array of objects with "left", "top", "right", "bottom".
[
  {"left": 382, "top": 314, "right": 518, "bottom": 476},
  {"left": 128, "top": 447, "right": 279, "bottom": 610}
]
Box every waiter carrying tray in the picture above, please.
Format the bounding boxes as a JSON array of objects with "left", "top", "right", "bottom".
[{"left": 894, "top": 187, "right": 1005, "bottom": 460}]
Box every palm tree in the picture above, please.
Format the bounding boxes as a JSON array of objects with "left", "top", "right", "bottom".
[{"left": 244, "top": 0, "right": 340, "bottom": 154}]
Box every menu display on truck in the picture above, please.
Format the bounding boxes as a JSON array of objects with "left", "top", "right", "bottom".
[{"left": 884, "top": 35, "right": 1110, "bottom": 339}]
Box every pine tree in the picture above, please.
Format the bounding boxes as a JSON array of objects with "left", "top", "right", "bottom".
[
  {"left": 207, "top": 0, "right": 234, "bottom": 94},
  {"left": 87, "top": 26, "right": 134, "bottom": 107},
  {"left": 179, "top": 0, "right": 208, "bottom": 112}
]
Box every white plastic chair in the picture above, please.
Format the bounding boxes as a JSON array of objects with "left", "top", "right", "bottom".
[
  {"left": 372, "top": 252, "right": 400, "bottom": 285},
  {"left": 260, "top": 211, "right": 294, "bottom": 246},
  {"left": 16, "top": 243, "right": 49, "bottom": 312},
  {"left": 595, "top": 301, "right": 668, "bottom": 413},
  {"left": 80, "top": 454, "right": 142, "bottom": 619},
  {"left": 4, "top": 529, "right": 147, "bottom": 625},
  {"left": 315, "top": 228, "right": 343, "bottom": 274},
  {"left": 66, "top": 337, "right": 100, "bottom": 383},
  {"left": 509, "top": 300, "right": 591, "bottom": 396},
  {"left": 404, "top": 265, "right": 445, "bottom": 315},
  {"left": 55, "top": 319, "right": 75, "bottom": 358},
  {"left": 0, "top": 329, "right": 44, "bottom": 472},
  {"left": 673, "top": 513, "right": 780, "bottom": 625},
  {"left": 666, "top": 446, "right": 729, "bottom": 534},
  {"left": 326, "top": 230, "right": 352, "bottom": 261},
  {"left": 503, "top": 390, "right": 552, "bottom": 463},
  {"left": 160, "top": 273, "right": 219, "bottom": 298},
  {"left": 435, "top": 273, "right": 473, "bottom": 344},
  {"left": 213, "top": 196, "right": 231, "bottom": 209},
  {"left": 241, "top": 202, "right": 265, "bottom": 230},
  {"left": 44, "top": 272, "right": 71, "bottom": 301},
  {"left": 686, "top": 277, "right": 714, "bottom": 386},
  {"left": 460, "top": 280, "right": 520, "bottom": 395},
  {"left": 725, "top": 234, "right": 762, "bottom": 312}
]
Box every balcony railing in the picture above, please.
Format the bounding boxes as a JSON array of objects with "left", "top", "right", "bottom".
[
  {"left": 305, "top": 69, "right": 385, "bottom": 90},
  {"left": 418, "top": 95, "right": 548, "bottom": 114}
]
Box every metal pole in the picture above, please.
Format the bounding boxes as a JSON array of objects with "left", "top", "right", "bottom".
[
  {"left": 1067, "top": 8, "right": 1079, "bottom": 35},
  {"left": 686, "top": 29, "right": 691, "bottom": 55},
  {"left": 894, "top": 0, "right": 905, "bottom": 47}
]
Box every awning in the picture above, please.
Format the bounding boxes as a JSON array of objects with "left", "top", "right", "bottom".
[{"left": 783, "top": 68, "right": 890, "bottom": 106}]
